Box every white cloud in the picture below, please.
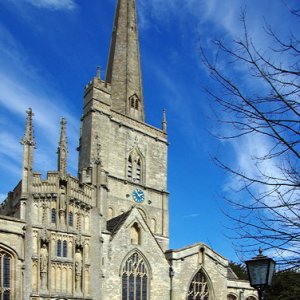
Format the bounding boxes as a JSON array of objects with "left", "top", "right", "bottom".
[
  {"left": 25, "top": 0, "right": 77, "bottom": 11},
  {"left": 0, "top": 20, "right": 79, "bottom": 190}
]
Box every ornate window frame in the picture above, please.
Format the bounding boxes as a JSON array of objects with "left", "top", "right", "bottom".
[
  {"left": 0, "top": 245, "right": 15, "bottom": 300},
  {"left": 120, "top": 250, "right": 151, "bottom": 300},
  {"left": 126, "top": 147, "right": 145, "bottom": 184},
  {"left": 187, "top": 268, "right": 212, "bottom": 300}
]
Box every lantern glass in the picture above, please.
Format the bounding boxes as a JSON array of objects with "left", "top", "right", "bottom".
[{"left": 246, "top": 256, "right": 276, "bottom": 289}]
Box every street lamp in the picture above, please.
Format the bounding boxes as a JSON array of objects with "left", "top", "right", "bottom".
[{"left": 245, "top": 249, "right": 276, "bottom": 300}]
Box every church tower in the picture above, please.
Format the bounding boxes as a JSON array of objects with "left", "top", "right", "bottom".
[{"left": 78, "top": 0, "right": 169, "bottom": 249}]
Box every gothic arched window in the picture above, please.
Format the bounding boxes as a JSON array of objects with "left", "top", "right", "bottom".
[
  {"left": 69, "top": 212, "right": 73, "bottom": 226},
  {"left": 0, "top": 249, "right": 12, "bottom": 300},
  {"left": 187, "top": 269, "right": 210, "bottom": 300},
  {"left": 63, "top": 240, "right": 68, "bottom": 258},
  {"left": 122, "top": 252, "right": 148, "bottom": 300},
  {"left": 51, "top": 208, "right": 56, "bottom": 224},
  {"left": 127, "top": 150, "right": 144, "bottom": 184},
  {"left": 131, "top": 223, "right": 141, "bottom": 245},
  {"left": 228, "top": 294, "right": 237, "bottom": 300},
  {"left": 57, "top": 240, "right": 62, "bottom": 257}
]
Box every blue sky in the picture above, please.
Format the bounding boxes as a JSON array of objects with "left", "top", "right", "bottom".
[{"left": 0, "top": 0, "right": 298, "bottom": 262}]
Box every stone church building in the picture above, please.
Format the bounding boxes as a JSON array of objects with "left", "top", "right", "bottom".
[{"left": 0, "top": 0, "right": 257, "bottom": 299}]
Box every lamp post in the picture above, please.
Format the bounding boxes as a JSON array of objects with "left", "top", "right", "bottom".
[{"left": 245, "top": 249, "right": 276, "bottom": 300}]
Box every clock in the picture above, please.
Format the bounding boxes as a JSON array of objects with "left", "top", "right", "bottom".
[{"left": 132, "top": 189, "right": 145, "bottom": 203}]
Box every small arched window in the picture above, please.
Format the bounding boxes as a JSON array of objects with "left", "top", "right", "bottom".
[
  {"left": 131, "top": 223, "right": 141, "bottom": 245},
  {"left": 122, "top": 252, "right": 148, "bottom": 300},
  {"left": 135, "top": 100, "right": 139, "bottom": 110},
  {"left": 51, "top": 208, "right": 56, "bottom": 223},
  {"left": 57, "top": 240, "right": 62, "bottom": 257},
  {"left": 63, "top": 240, "right": 68, "bottom": 258},
  {"left": 69, "top": 212, "right": 73, "bottom": 226},
  {"left": 228, "top": 295, "right": 237, "bottom": 300},
  {"left": 187, "top": 270, "right": 209, "bottom": 300},
  {"left": 246, "top": 297, "right": 257, "bottom": 300},
  {"left": 131, "top": 97, "right": 135, "bottom": 108},
  {"left": 1, "top": 249, "right": 12, "bottom": 299}
]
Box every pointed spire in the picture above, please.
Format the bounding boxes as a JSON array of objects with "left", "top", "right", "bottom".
[
  {"left": 57, "top": 118, "right": 68, "bottom": 177},
  {"left": 162, "top": 109, "right": 167, "bottom": 133},
  {"left": 21, "top": 108, "right": 35, "bottom": 146},
  {"left": 106, "top": 0, "right": 144, "bottom": 121}
]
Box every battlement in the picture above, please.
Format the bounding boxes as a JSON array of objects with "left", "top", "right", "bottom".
[{"left": 32, "top": 172, "right": 95, "bottom": 207}]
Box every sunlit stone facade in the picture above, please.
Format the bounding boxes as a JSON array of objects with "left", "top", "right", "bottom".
[{"left": 0, "top": 0, "right": 257, "bottom": 299}]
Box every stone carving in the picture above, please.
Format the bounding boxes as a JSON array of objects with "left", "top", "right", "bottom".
[
  {"left": 40, "top": 244, "right": 48, "bottom": 290},
  {"left": 75, "top": 248, "right": 83, "bottom": 292}
]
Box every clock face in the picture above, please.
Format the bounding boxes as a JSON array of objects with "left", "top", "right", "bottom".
[{"left": 132, "top": 189, "right": 145, "bottom": 203}]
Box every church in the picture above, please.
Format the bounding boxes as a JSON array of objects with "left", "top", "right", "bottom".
[{"left": 0, "top": 0, "right": 257, "bottom": 299}]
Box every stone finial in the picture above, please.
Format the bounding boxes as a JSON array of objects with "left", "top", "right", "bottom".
[
  {"left": 162, "top": 109, "right": 167, "bottom": 133},
  {"left": 96, "top": 66, "right": 101, "bottom": 79},
  {"left": 21, "top": 108, "right": 35, "bottom": 146},
  {"left": 57, "top": 118, "right": 68, "bottom": 177}
]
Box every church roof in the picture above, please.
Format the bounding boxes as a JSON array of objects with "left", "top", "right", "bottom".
[
  {"left": 227, "top": 267, "right": 239, "bottom": 280},
  {"left": 107, "top": 209, "right": 132, "bottom": 235}
]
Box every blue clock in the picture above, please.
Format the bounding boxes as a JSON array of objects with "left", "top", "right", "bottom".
[{"left": 132, "top": 189, "right": 145, "bottom": 203}]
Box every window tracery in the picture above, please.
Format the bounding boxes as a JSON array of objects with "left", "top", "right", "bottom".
[
  {"left": 0, "top": 249, "right": 12, "bottom": 300},
  {"left": 122, "top": 252, "right": 148, "bottom": 300},
  {"left": 57, "top": 240, "right": 68, "bottom": 258},
  {"left": 187, "top": 269, "right": 209, "bottom": 300}
]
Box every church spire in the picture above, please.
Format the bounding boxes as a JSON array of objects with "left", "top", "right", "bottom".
[
  {"left": 57, "top": 118, "right": 68, "bottom": 178},
  {"left": 106, "top": 0, "right": 144, "bottom": 121}
]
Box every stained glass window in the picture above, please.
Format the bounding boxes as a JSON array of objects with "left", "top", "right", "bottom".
[
  {"left": 122, "top": 252, "right": 148, "bottom": 300},
  {"left": 187, "top": 269, "right": 209, "bottom": 300},
  {"left": 0, "top": 251, "right": 12, "bottom": 300}
]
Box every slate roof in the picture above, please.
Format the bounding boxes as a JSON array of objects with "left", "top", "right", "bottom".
[
  {"left": 227, "top": 267, "right": 239, "bottom": 280},
  {"left": 107, "top": 209, "right": 132, "bottom": 236}
]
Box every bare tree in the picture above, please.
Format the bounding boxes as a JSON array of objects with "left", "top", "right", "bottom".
[{"left": 201, "top": 9, "right": 300, "bottom": 269}]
